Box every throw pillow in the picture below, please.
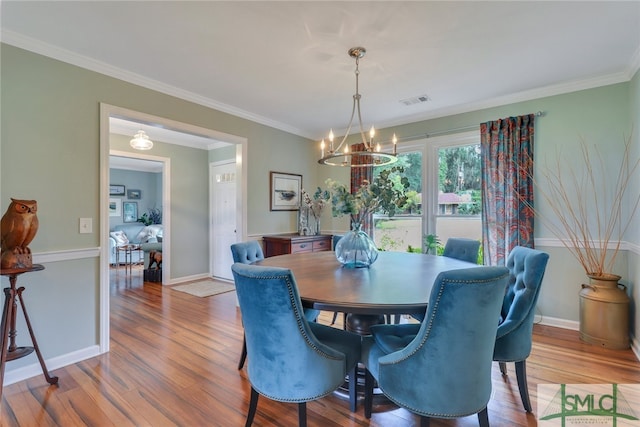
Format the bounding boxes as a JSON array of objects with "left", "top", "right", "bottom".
[{"left": 110, "top": 231, "right": 129, "bottom": 246}]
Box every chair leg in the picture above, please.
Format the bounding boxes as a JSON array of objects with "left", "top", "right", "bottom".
[
  {"left": 298, "top": 402, "right": 307, "bottom": 427},
  {"left": 499, "top": 361, "right": 507, "bottom": 375},
  {"left": 364, "top": 369, "right": 374, "bottom": 419},
  {"left": 515, "top": 360, "right": 532, "bottom": 412},
  {"left": 477, "top": 407, "right": 489, "bottom": 427},
  {"left": 245, "top": 387, "right": 259, "bottom": 427},
  {"left": 420, "top": 416, "right": 431, "bottom": 427},
  {"left": 348, "top": 365, "right": 357, "bottom": 412},
  {"left": 330, "top": 312, "right": 338, "bottom": 325},
  {"left": 238, "top": 335, "right": 247, "bottom": 370}
]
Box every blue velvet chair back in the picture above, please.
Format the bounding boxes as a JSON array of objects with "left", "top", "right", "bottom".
[
  {"left": 230, "top": 241, "right": 264, "bottom": 264},
  {"left": 369, "top": 266, "right": 509, "bottom": 418},
  {"left": 442, "top": 237, "right": 481, "bottom": 264},
  {"left": 494, "top": 246, "right": 549, "bottom": 362},
  {"left": 231, "top": 263, "right": 356, "bottom": 402}
]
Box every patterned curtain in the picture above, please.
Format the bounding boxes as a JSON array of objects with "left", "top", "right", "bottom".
[
  {"left": 350, "top": 143, "right": 374, "bottom": 235},
  {"left": 480, "top": 114, "right": 535, "bottom": 266}
]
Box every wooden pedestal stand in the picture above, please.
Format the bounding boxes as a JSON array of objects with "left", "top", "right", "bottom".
[{"left": 0, "top": 264, "right": 58, "bottom": 401}]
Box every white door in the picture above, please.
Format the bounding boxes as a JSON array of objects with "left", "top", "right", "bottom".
[{"left": 210, "top": 162, "right": 237, "bottom": 280}]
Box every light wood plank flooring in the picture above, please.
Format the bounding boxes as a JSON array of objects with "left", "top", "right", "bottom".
[{"left": 1, "top": 265, "right": 639, "bottom": 426}]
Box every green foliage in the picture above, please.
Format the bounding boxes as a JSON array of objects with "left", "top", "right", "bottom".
[
  {"left": 456, "top": 190, "right": 482, "bottom": 215},
  {"left": 423, "top": 234, "right": 441, "bottom": 255},
  {"left": 378, "top": 231, "right": 402, "bottom": 252},
  {"left": 325, "top": 166, "right": 409, "bottom": 225},
  {"left": 438, "top": 145, "right": 481, "bottom": 193},
  {"left": 401, "top": 190, "right": 422, "bottom": 214},
  {"left": 138, "top": 207, "right": 162, "bottom": 226},
  {"left": 476, "top": 243, "right": 484, "bottom": 265}
]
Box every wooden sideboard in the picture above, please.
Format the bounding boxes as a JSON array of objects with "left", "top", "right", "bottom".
[{"left": 263, "top": 233, "right": 332, "bottom": 257}]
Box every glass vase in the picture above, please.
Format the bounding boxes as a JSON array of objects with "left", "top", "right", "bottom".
[{"left": 335, "top": 223, "right": 378, "bottom": 268}]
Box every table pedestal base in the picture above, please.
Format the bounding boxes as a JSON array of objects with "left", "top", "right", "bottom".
[{"left": 345, "top": 313, "right": 386, "bottom": 335}]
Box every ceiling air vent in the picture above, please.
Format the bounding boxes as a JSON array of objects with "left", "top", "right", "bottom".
[{"left": 399, "top": 94, "right": 430, "bottom": 106}]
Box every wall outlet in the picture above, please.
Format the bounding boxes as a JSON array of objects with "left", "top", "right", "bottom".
[{"left": 79, "top": 218, "right": 92, "bottom": 234}]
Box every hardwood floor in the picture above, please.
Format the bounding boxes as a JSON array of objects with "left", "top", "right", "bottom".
[{"left": 2, "top": 265, "right": 640, "bottom": 426}]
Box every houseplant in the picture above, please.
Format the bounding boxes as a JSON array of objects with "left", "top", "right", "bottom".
[
  {"left": 137, "top": 207, "right": 162, "bottom": 226},
  {"left": 523, "top": 134, "right": 640, "bottom": 348},
  {"left": 325, "top": 166, "right": 409, "bottom": 267}
]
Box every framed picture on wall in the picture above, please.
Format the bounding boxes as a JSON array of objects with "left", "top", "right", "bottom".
[
  {"left": 123, "top": 201, "right": 138, "bottom": 223},
  {"left": 109, "top": 184, "right": 125, "bottom": 196},
  {"left": 270, "top": 171, "right": 302, "bottom": 211},
  {"left": 127, "top": 189, "right": 142, "bottom": 200},
  {"left": 109, "top": 198, "right": 122, "bottom": 217}
]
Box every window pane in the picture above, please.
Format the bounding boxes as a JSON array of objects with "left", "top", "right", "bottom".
[
  {"left": 372, "top": 151, "right": 423, "bottom": 253},
  {"left": 435, "top": 144, "right": 482, "bottom": 250}
]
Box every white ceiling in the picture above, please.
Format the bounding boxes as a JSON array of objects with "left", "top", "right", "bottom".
[{"left": 2, "top": 1, "right": 639, "bottom": 142}]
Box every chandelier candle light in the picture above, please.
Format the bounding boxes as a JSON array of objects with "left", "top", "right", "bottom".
[{"left": 318, "top": 47, "right": 398, "bottom": 167}]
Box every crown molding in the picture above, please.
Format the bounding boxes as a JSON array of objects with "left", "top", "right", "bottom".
[
  {"left": 0, "top": 30, "right": 311, "bottom": 139},
  {"left": 2, "top": 29, "right": 636, "bottom": 141},
  {"left": 380, "top": 71, "right": 632, "bottom": 131}
]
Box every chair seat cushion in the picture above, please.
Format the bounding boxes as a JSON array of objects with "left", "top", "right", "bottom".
[
  {"left": 309, "top": 322, "right": 361, "bottom": 370},
  {"left": 370, "top": 323, "right": 421, "bottom": 354}
]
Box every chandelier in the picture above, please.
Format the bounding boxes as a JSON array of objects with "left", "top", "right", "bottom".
[
  {"left": 130, "top": 130, "right": 154, "bottom": 150},
  {"left": 318, "top": 47, "right": 398, "bottom": 167}
]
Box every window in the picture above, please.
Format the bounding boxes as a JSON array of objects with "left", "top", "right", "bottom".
[
  {"left": 429, "top": 132, "right": 482, "bottom": 253},
  {"left": 371, "top": 131, "right": 481, "bottom": 254},
  {"left": 372, "top": 151, "right": 423, "bottom": 253}
]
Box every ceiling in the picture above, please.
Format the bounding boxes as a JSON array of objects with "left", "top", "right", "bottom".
[{"left": 2, "top": 1, "right": 639, "bottom": 142}]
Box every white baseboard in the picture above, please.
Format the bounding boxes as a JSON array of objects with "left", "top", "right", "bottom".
[
  {"left": 536, "top": 315, "right": 640, "bottom": 361},
  {"left": 3, "top": 345, "right": 101, "bottom": 386},
  {"left": 631, "top": 336, "right": 640, "bottom": 361},
  {"left": 166, "top": 273, "right": 211, "bottom": 285},
  {"left": 535, "top": 314, "right": 580, "bottom": 331}
]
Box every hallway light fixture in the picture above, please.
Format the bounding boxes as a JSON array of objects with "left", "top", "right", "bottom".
[
  {"left": 130, "top": 130, "right": 153, "bottom": 150},
  {"left": 318, "top": 47, "right": 398, "bottom": 167}
]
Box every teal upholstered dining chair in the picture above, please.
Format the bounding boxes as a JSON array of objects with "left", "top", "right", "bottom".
[
  {"left": 494, "top": 246, "right": 549, "bottom": 412},
  {"left": 410, "top": 237, "right": 481, "bottom": 323},
  {"left": 231, "top": 263, "right": 362, "bottom": 426},
  {"left": 442, "top": 237, "right": 481, "bottom": 264},
  {"left": 362, "top": 266, "right": 509, "bottom": 426},
  {"left": 231, "top": 241, "right": 320, "bottom": 370}
]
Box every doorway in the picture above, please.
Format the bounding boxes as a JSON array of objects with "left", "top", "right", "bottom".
[
  {"left": 210, "top": 161, "right": 237, "bottom": 281},
  {"left": 99, "top": 103, "right": 248, "bottom": 353}
]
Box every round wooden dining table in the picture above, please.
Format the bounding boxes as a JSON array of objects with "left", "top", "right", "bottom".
[{"left": 256, "top": 250, "right": 476, "bottom": 334}]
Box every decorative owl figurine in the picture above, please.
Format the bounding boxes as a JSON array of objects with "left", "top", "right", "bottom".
[{"left": 1, "top": 198, "right": 39, "bottom": 270}]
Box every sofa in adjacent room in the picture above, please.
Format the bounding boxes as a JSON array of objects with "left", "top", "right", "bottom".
[{"left": 109, "top": 223, "right": 163, "bottom": 265}]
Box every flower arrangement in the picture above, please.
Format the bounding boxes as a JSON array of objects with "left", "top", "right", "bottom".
[
  {"left": 325, "top": 166, "right": 409, "bottom": 227},
  {"left": 301, "top": 187, "right": 330, "bottom": 221}
]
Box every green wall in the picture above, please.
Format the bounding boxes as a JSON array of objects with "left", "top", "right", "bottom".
[{"left": 1, "top": 42, "right": 639, "bottom": 377}]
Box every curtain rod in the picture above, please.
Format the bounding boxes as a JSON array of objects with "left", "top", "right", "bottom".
[{"left": 393, "top": 110, "right": 545, "bottom": 143}]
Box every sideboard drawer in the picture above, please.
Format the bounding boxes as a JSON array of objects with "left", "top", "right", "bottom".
[
  {"left": 312, "top": 239, "right": 330, "bottom": 251},
  {"left": 291, "top": 242, "right": 314, "bottom": 253},
  {"left": 263, "top": 234, "right": 333, "bottom": 257}
]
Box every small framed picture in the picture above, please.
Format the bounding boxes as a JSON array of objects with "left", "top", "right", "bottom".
[
  {"left": 123, "top": 201, "right": 138, "bottom": 223},
  {"left": 127, "top": 189, "right": 142, "bottom": 200},
  {"left": 109, "top": 198, "right": 122, "bottom": 217},
  {"left": 109, "top": 184, "right": 126, "bottom": 196},
  {"left": 270, "top": 171, "right": 302, "bottom": 211}
]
